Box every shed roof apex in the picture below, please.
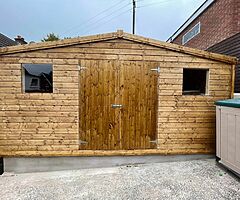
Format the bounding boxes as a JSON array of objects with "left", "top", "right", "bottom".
[{"left": 0, "top": 30, "right": 237, "bottom": 64}]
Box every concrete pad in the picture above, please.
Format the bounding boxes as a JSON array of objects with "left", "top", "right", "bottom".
[
  {"left": 4, "top": 154, "right": 214, "bottom": 173},
  {"left": 0, "top": 159, "right": 239, "bottom": 200}
]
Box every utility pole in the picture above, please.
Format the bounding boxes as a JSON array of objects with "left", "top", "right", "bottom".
[{"left": 132, "top": 0, "right": 136, "bottom": 34}]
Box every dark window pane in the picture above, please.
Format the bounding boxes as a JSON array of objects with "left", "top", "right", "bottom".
[
  {"left": 183, "top": 68, "right": 208, "bottom": 95},
  {"left": 30, "top": 78, "right": 39, "bottom": 87},
  {"left": 22, "top": 64, "right": 53, "bottom": 93}
]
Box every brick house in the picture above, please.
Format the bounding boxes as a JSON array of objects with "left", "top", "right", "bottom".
[
  {"left": 0, "top": 33, "right": 27, "bottom": 47},
  {"left": 0, "top": 33, "right": 18, "bottom": 47},
  {"left": 167, "top": 0, "right": 240, "bottom": 92}
]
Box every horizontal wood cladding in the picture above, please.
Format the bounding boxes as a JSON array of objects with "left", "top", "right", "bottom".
[
  {"left": 0, "top": 38, "right": 233, "bottom": 155},
  {"left": 0, "top": 60, "right": 79, "bottom": 152},
  {"left": 157, "top": 52, "right": 231, "bottom": 152},
  {"left": 0, "top": 148, "right": 213, "bottom": 157}
]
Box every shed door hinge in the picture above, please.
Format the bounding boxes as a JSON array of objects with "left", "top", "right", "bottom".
[
  {"left": 149, "top": 139, "right": 158, "bottom": 144},
  {"left": 150, "top": 67, "right": 160, "bottom": 73},
  {"left": 111, "top": 104, "right": 123, "bottom": 109},
  {"left": 78, "top": 65, "right": 87, "bottom": 70},
  {"left": 79, "top": 140, "right": 88, "bottom": 145}
]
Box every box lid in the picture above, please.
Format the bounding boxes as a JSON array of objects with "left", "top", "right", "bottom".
[{"left": 215, "top": 99, "right": 240, "bottom": 108}]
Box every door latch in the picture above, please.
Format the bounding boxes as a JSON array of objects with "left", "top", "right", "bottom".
[
  {"left": 111, "top": 104, "right": 123, "bottom": 109},
  {"left": 150, "top": 66, "right": 160, "bottom": 73}
]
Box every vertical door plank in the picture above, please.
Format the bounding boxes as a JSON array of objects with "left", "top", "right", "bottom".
[
  {"left": 120, "top": 61, "right": 158, "bottom": 149},
  {"left": 79, "top": 60, "right": 86, "bottom": 150},
  {"left": 79, "top": 59, "right": 120, "bottom": 150}
]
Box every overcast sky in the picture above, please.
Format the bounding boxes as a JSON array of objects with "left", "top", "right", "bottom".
[{"left": 1, "top": 0, "right": 205, "bottom": 42}]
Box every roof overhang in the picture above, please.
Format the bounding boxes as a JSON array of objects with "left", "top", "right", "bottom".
[
  {"left": 0, "top": 30, "right": 237, "bottom": 65},
  {"left": 167, "top": 0, "right": 215, "bottom": 42}
]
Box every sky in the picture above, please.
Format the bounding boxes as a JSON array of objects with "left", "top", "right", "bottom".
[{"left": 1, "top": 0, "right": 205, "bottom": 42}]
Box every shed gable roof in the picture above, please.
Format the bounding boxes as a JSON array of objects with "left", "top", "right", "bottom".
[{"left": 0, "top": 30, "right": 237, "bottom": 64}]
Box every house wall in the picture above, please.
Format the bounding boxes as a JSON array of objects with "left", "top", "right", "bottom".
[
  {"left": 172, "top": 0, "right": 240, "bottom": 50},
  {"left": 0, "top": 39, "right": 234, "bottom": 155},
  {"left": 207, "top": 33, "right": 240, "bottom": 93}
]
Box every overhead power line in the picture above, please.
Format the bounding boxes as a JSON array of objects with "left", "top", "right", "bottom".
[
  {"left": 75, "top": 2, "right": 132, "bottom": 35},
  {"left": 61, "top": 0, "right": 189, "bottom": 37},
  {"left": 137, "top": 0, "right": 176, "bottom": 8},
  {"left": 80, "top": 0, "right": 177, "bottom": 36},
  {"left": 82, "top": 8, "right": 133, "bottom": 35},
  {"left": 61, "top": 0, "right": 130, "bottom": 36}
]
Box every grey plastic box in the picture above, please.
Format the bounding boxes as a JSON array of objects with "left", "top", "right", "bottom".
[{"left": 216, "top": 99, "right": 240, "bottom": 175}]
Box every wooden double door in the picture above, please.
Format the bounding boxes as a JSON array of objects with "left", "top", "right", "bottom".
[{"left": 79, "top": 60, "right": 158, "bottom": 150}]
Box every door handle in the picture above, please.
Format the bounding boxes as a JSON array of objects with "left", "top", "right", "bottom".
[
  {"left": 150, "top": 66, "right": 160, "bottom": 73},
  {"left": 111, "top": 104, "right": 123, "bottom": 109}
]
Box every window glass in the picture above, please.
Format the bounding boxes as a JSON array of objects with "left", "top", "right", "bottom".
[
  {"left": 182, "top": 22, "right": 201, "bottom": 44},
  {"left": 22, "top": 64, "right": 53, "bottom": 93},
  {"left": 183, "top": 68, "right": 208, "bottom": 95}
]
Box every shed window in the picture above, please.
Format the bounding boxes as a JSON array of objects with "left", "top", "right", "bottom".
[
  {"left": 22, "top": 64, "right": 53, "bottom": 93},
  {"left": 183, "top": 68, "right": 208, "bottom": 95}
]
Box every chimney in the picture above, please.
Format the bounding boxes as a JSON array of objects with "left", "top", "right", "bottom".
[{"left": 14, "top": 35, "right": 27, "bottom": 45}]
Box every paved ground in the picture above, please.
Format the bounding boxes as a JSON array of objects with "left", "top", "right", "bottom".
[{"left": 0, "top": 159, "right": 239, "bottom": 200}]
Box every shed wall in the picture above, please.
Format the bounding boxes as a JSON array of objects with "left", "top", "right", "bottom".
[{"left": 0, "top": 39, "right": 233, "bottom": 155}]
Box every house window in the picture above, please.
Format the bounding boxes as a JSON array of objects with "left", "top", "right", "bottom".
[
  {"left": 183, "top": 68, "right": 209, "bottom": 95},
  {"left": 182, "top": 22, "right": 201, "bottom": 45},
  {"left": 30, "top": 78, "right": 39, "bottom": 88},
  {"left": 22, "top": 64, "right": 53, "bottom": 93}
]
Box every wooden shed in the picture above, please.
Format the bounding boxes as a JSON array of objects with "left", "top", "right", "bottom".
[{"left": 0, "top": 30, "right": 237, "bottom": 157}]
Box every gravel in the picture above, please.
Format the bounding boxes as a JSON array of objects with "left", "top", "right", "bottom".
[{"left": 0, "top": 159, "right": 239, "bottom": 200}]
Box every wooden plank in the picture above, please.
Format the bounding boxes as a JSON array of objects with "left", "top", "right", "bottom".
[
  {"left": 0, "top": 116, "right": 77, "bottom": 123},
  {"left": 158, "top": 129, "right": 216, "bottom": 136},
  {"left": 0, "top": 99, "right": 78, "bottom": 106},
  {"left": 0, "top": 94, "right": 78, "bottom": 100},
  {"left": 120, "top": 61, "right": 158, "bottom": 149},
  {"left": 0, "top": 148, "right": 214, "bottom": 157},
  {"left": 4, "top": 52, "right": 223, "bottom": 63},
  {"left": 79, "top": 59, "right": 120, "bottom": 150},
  {"left": 158, "top": 122, "right": 215, "bottom": 128},
  {"left": 16, "top": 48, "right": 188, "bottom": 57},
  {"left": 0, "top": 122, "right": 78, "bottom": 129},
  {"left": 0, "top": 63, "right": 21, "bottom": 70}
]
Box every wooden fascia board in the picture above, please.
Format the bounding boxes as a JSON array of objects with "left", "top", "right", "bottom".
[
  {"left": 0, "top": 149, "right": 213, "bottom": 157},
  {"left": 0, "top": 30, "right": 238, "bottom": 65},
  {"left": 122, "top": 32, "right": 238, "bottom": 65},
  {"left": 0, "top": 32, "right": 119, "bottom": 55}
]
